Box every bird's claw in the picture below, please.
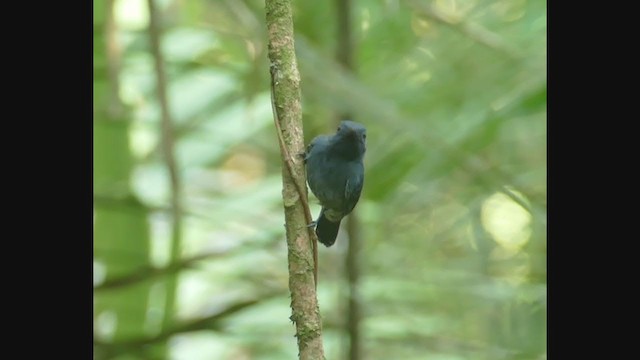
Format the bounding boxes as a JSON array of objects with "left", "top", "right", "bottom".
[{"left": 299, "top": 151, "right": 308, "bottom": 163}]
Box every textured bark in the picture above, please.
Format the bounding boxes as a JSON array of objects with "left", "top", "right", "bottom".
[{"left": 265, "top": 1, "right": 325, "bottom": 359}]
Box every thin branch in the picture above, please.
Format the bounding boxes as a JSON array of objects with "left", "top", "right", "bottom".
[
  {"left": 265, "top": 0, "right": 325, "bottom": 358},
  {"left": 334, "top": 0, "right": 363, "bottom": 359},
  {"left": 94, "top": 296, "right": 275, "bottom": 348},
  {"left": 94, "top": 252, "right": 222, "bottom": 292},
  {"left": 270, "top": 82, "right": 319, "bottom": 288},
  {"left": 335, "top": 0, "right": 353, "bottom": 73},
  {"left": 345, "top": 214, "right": 363, "bottom": 360},
  {"left": 146, "top": 0, "right": 183, "bottom": 332},
  {"left": 94, "top": 235, "right": 284, "bottom": 292}
]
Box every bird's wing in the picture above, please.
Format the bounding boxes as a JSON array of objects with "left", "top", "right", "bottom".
[
  {"left": 304, "top": 135, "right": 330, "bottom": 162},
  {"left": 344, "top": 169, "right": 364, "bottom": 214}
]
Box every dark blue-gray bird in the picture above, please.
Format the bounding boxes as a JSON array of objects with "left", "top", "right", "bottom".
[{"left": 304, "top": 120, "right": 366, "bottom": 247}]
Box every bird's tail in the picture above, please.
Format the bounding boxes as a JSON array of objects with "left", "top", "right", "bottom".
[{"left": 316, "top": 209, "right": 341, "bottom": 247}]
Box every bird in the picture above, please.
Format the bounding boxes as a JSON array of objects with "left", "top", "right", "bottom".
[{"left": 304, "top": 120, "right": 366, "bottom": 246}]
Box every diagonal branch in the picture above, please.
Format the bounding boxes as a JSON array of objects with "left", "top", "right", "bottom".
[
  {"left": 94, "top": 252, "right": 222, "bottom": 292},
  {"left": 94, "top": 236, "right": 282, "bottom": 293},
  {"left": 94, "top": 296, "right": 278, "bottom": 349}
]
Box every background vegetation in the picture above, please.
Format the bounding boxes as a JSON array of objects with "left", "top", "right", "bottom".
[{"left": 93, "top": 0, "right": 546, "bottom": 359}]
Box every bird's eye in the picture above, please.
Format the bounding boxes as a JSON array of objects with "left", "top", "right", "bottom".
[
  {"left": 337, "top": 126, "right": 342, "bottom": 131},
  {"left": 362, "top": 133, "right": 367, "bottom": 139}
]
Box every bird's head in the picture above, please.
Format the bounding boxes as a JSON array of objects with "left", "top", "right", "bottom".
[{"left": 333, "top": 120, "right": 367, "bottom": 159}]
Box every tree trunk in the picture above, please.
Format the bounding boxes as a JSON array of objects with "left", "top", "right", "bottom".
[{"left": 265, "top": 1, "right": 325, "bottom": 359}]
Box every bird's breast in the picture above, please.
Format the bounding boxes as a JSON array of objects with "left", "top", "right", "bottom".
[{"left": 306, "top": 154, "right": 362, "bottom": 210}]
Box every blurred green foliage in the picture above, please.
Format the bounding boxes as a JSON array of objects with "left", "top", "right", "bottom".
[{"left": 94, "top": 0, "right": 546, "bottom": 359}]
